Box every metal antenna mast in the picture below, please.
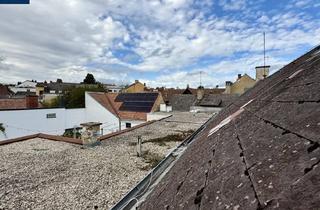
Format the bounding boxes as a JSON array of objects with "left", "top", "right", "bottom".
[{"left": 263, "top": 32, "right": 266, "bottom": 67}]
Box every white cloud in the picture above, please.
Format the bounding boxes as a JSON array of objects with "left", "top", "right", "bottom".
[{"left": 0, "top": 0, "right": 319, "bottom": 87}]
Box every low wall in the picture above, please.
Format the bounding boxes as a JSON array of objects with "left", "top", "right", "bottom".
[{"left": 0, "top": 108, "right": 85, "bottom": 140}]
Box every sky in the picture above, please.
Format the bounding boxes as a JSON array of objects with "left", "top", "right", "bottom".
[{"left": 0, "top": 0, "right": 319, "bottom": 88}]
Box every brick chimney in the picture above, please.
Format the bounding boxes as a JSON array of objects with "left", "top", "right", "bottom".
[
  {"left": 255, "top": 66, "right": 270, "bottom": 81},
  {"left": 197, "top": 86, "right": 205, "bottom": 100},
  {"left": 238, "top": 74, "right": 242, "bottom": 79},
  {"left": 26, "top": 95, "right": 39, "bottom": 109},
  {"left": 224, "top": 81, "right": 232, "bottom": 94}
]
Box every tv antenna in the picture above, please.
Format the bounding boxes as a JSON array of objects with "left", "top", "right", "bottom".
[
  {"left": 199, "top": 71, "right": 203, "bottom": 87},
  {"left": 263, "top": 32, "right": 266, "bottom": 67}
]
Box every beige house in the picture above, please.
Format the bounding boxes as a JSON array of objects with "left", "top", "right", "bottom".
[
  {"left": 224, "top": 74, "right": 256, "bottom": 95},
  {"left": 224, "top": 65, "right": 270, "bottom": 95},
  {"left": 123, "top": 80, "right": 146, "bottom": 93}
]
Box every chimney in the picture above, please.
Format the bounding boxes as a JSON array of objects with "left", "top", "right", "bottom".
[
  {"left": 26, "top": 95, "right": 39, "bottom": 109},
  {"left": 135, "top": 80, "right": 139, "bottom": 83},
  {"left": 238, "top": 74, "right": 242, "bottom": 79},
  {"left": 224, "top": 81, "right": 232, "bottom": 94},
  {"left": 255, "top": 66, "right": 270, "bottom": 81},
  {"left": 143, "top": 83, "right": 146, "bottom": 87},
  {"left": 197, "top": 86, "right": 205, "bottom": 100}
]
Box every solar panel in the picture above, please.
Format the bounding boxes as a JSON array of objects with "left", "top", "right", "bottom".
[
  {"left": 119, "top": 101, "right": 154, "bottom": 112},
  {"left": 115, "top": 93, "right": 159, "bottom": 112}
]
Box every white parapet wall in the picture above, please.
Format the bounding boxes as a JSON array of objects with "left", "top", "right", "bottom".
[{"left": 0, "top": 108, "right": 86, "bottom": 140}]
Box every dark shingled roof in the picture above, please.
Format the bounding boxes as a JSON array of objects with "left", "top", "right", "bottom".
[
  {"left": 136, "top": 46, "right": 320, "bottom": 210},
  {"left": 197, "top": 94, "right": 238, "bottom": 107},
  {"left": 170, "top": 94, "right": 197, "bottom": 111}
]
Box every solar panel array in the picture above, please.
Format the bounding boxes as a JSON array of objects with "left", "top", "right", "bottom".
[{"left": 115, "top": 93, "right": 159, "bottom": 112}]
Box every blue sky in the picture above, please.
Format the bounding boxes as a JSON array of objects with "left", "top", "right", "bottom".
[{"left": 0, "top": 0, "right": 319, "bottom": 88}]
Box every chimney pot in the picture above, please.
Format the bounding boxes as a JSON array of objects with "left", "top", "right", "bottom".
[{"left": 197, "top": 86, "right": 205, "bottom": 100}]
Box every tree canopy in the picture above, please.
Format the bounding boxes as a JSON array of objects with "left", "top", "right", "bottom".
[
  {"left": 64, "top": 85, "right": 104, "bottom": 108},
  {"left": 83, "top": 73, "right": 96, "bottom": 84}
]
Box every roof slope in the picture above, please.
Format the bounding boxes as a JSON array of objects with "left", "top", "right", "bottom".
[
  {"left": 170, "top": 94, "right": 197, "bottom": 111},
  {"left": 197, "top": 94, "right": 238, "bottom": 107},
  {"left": 89, "top": 92, "right": 160, "bottom": 121},
  {"left": 137, "top": 46, "right": 320, "bottom": 210}
]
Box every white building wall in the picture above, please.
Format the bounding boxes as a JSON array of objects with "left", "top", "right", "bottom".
[
  {"left": 120, "top": 120, "right": 145, "bottom": 130},
  {"left": 0, "top": 108, "right": 67, "bottom": 140},
  {"left": 0, "top": 92, "right": 148, "bottom": 140},
  {"left": 85, "top": 92, "right": 120, "bottom": 133}
]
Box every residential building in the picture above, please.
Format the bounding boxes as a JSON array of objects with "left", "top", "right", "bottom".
[
  {"left": 123, "top": 80, "right": 146, "bottom": 93},
  {"left": 104, "top": 84, "right": 123, "bottom": 93},
  {"left": 87, "top": 92, "right": 164, "bottom": 129},
  {"left": 224, "top": 73, "right": 256, "bottom": 95},
  {"left": 158, "top": 86, "right": 225, "bottom": 104},
  {"left": 9, "top": 80, "right": 37, "bottom": 95},
  {"left": 0, "top": 91, "right": 164, "bottom": 140},
  {"left": 224, "top": 66, "right": 271, "bottom": 95}
]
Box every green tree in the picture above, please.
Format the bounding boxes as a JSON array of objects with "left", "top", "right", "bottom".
[
  {"left": 83, "top": 73, "right": 96, "bottom": 84},
  {"left": 64, "top": 85, "right": 104, "bottom": 108}
]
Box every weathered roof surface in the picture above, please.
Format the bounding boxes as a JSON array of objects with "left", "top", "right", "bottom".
[
  {"left": 170, "top": 94, "right": 197, "bottom": 111},
  {"left": 159, "top": 88, "right": 225, "bottom": 103},
  {"left": 0, "top": 112, "right": 211, "bottom": 210},
  {"left": 197, "top": 94, "right": 239, "bottom": 107},
  {"left": 137, "top": 46, "right": 320, "bottom": 210},
  {"left": 89, "top": 92, "right": 161, "bottom": 121}
]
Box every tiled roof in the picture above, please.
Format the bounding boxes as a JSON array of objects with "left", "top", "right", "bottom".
[
  {"left": 196, "top": 94, "right": 239, "bottom": 107},
  {"left": 170, "top": 94, "right": 197, "bottom": 111},
  {"left": 136, "top": 46, "right": 320, "bottom": 209},
  {"left": 89, "top": 92, "right": 155, "bottom": 121},
  {"left": 159, "top": 88, "right": 225, "bottom": 103}
]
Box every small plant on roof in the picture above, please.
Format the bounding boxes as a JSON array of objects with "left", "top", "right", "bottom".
[{"left": 0, "top": 123, "right": 5, "bottom": 133}]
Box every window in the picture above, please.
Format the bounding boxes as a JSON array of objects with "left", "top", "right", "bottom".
[
  {"left": 125, "top": 123, "right": 131, "bottom": 128},
  {"left": 46, "top": 113, "right": 56, "bottom": 118}
]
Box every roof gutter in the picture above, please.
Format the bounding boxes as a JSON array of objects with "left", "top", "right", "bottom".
[{"left": 110, "top": 115, "right": 213, "bottom": 210}]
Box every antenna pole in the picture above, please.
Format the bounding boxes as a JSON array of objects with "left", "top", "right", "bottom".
[{"left": 263, "top": 32, "right": 266, "bottom": 67}]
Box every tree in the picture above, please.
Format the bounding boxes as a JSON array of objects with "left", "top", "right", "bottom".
[
  {"left": 56, "top": 78, "right": 63, "bottom": 83},
  {"left": 83, "top": 73, "right": 96, "bottom": 84},
  {"left": 64, "top": 86, "right": 104, "bottom": 108}
]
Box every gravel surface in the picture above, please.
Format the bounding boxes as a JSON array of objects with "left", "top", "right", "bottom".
[{"left": 0, "top": 112, "right": 213, "bottom": 210}]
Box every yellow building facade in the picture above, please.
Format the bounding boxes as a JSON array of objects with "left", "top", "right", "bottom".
[
  {"left": 124, "top": 80, "right": 146, "bottom": 93},
  {"left": 224, "top": 74, "right": 256, "bottom": 95}
]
